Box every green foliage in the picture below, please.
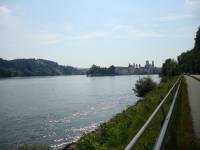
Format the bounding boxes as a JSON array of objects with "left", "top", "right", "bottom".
[
  {"left": 133, "top": 77, "right": 157, "bottom": 97},
  {"left": 0, "top": 58, "right": 83, "bottom": 77},
  {"left": 68, "top": 77, "right": 177, "bottom": 150},
  {"left": 194, "top": 26, "right": 200, "bottom": 51},
  {"left": 178, "top": 26, "right": 200, "bottom": 74},
  {"left": 161, "top": 59, "right": 179, "bottom": 77},
  {"left": 160, "top": 76, "right": 170, "bottom": 83},
  {"left": 178, "top": 49, "right": 200, "bottom": 74},
  {"left": 87, "top": 65, "right": 116, "bottom": 76}
]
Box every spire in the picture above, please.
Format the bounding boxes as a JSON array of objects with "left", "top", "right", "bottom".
[{"left": 152, "top": 61, "right": 154, "bottom": 67}]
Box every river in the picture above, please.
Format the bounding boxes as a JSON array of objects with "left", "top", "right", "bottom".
[{"left": 0, "top": 75, "right": 160, "bottom": 149}]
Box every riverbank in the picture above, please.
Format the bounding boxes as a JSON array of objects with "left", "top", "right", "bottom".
[{"left": 64, "top": 77, "right": 178, "bottom": 150}]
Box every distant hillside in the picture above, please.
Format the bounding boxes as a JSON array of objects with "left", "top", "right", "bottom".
[{"left": 0, "top": 58, "right": 84, "bottom": 77}]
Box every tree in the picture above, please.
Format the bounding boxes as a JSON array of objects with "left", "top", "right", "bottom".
[
  {"left": 178, "top": 26, "right": 200, "bottom": 74},
  {"left": 108, "top": 65, "right": 115, "bottom": 74},
  {"left": 161, "top": 59, "right": 179, "bottom": 77},
  {"left": 86, "top": 65, "right": 116, "bottom": 76},
  {"left": 194, "top": 26, "right": 200, "bottom": 51},
  {"left": 133, "top": 77, "right": 157, "bottom": 97}
]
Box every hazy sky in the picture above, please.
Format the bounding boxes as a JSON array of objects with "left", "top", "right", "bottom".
[{"left": 0, "top": 0, "right": 200, "bottom": 67}]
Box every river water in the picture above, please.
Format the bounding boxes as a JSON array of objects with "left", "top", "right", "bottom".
[{"left": 0, "top": 75, "right": 159, "bottom": 149}]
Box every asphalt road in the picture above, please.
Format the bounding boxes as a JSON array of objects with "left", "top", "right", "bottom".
[
  {"left": 185, "top": 75, "right": 200, "bottom": 139},
  {"left": 192, "top": 75, "right": 200, "bottom": 80}
]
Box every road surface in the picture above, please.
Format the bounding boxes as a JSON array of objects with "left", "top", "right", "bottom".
[
  {"left": 192, "top": 75, "right": 200, "bottom": 80},
  {"left": 185, "top": 75, "right": 200, "bottom": 139}
]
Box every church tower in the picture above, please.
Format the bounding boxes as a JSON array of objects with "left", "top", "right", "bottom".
[{"left": 152, "top": 61, "right": 154, "bottom": 68}]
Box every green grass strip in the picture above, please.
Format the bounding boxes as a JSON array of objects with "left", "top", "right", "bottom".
[{"left": 165, "top": 77, "right": 200, "bottom": 149}]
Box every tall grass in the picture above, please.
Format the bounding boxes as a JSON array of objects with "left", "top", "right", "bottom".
[
  {"left": 165, "top": 78, "right": 200, "bottom": 149},
  {"left": 69, "top": 77, "right": 178, "bottom": 150}
]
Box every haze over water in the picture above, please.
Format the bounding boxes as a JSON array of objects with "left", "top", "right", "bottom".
[{"left": 0, "top": 75, "right": 159, "bottom": 149}]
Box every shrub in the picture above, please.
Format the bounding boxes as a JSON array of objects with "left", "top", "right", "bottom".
[
  {"left": 160, "top": 76, "right": 169, "bottom": 83},
  {"left": 133, "top": 77, "right": 157, "bottom": 97}
]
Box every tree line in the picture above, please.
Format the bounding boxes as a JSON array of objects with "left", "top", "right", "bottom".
[
  {"left": 86, "top": 65, "right": 116, "bottom": 76},
  {"left": 161, "top": 26, "right": 200, "bottom": 77}
]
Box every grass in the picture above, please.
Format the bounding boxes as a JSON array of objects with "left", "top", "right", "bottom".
[
  {"left": 64, "top": 77, "right": 178, "bottom": 150},
  {"left": 165, "top": 77, "right": 200, "bottom": 149}
]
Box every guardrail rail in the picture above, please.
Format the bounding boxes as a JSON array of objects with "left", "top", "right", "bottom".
[{"left": 125, "top": 77, "right": 181, "bottom": 150}]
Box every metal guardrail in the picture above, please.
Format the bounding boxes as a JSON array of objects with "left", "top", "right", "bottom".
[
  {"left": 125, "top": 77, "right": 181, "bottom": 150},
  {"left": 154, "top": 81, "right": 181, "bottom": 150}
]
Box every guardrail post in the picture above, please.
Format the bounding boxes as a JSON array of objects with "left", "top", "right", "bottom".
[{"left": 160, "top": 106, "right": 165, "bottom": 127}]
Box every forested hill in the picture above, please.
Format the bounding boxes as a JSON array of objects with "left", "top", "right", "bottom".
[{"left": 0, "top": 58, "right": 84, "bottom": 77}]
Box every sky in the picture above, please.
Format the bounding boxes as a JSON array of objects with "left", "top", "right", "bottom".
[{"left": 0, "top": 0, "right": 200, "bottom": 68}]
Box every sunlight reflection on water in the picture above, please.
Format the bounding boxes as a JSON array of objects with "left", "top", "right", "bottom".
[{"left": 0, "top": 75, "right": 160, "bottom": 150}]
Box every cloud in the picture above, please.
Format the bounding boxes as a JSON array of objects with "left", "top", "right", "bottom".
[
  {"left": 0, "top": 5, "right": 11, "bottom": 15},
  {"left": 0, "top": 4, "right": 165, "bottom": 46},
  {"left": 185, "top": 0, "right": 200, "bottom": 8},
  {"left": 171, "top": 26, "right": 198, "bottom": 38},
  {"left": 36, "top": 25, "right": 165, "bottom": 45},
  {"left": 185, "top": 0, "right": 200, "bottom": 5},
  {"left": 69, "top": 25, "right": 164, "bottom": 40},
  {"left": 37, "top": 33, "right": 64, "bottom": 44},
  {"left": 37, "top": 30, "right": 110, "bottom": 45},
  {"left": 134, "top": 31, "right": 165, "bottom": 38},
  {"left": 160, "top": 15, "right": 179, "bottom": 22},
  {"left": 71, "top": 31, "right": 109, "bottom": 40},
  {"left": 0, "top": 5, "right": 40, "bottom": 50},
  {"left": 110, "top": 25, "right": 165, "bottom": 38},
  {"left": 159, "top": 14, "right": 194, "bottom": 22}
]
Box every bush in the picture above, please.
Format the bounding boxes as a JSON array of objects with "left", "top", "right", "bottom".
[
  {"left": 160, "top": 76, "right": 169, "bottom": 83},
  {"left": 133, "top": 77, "right": 157, "bottom": 97}
]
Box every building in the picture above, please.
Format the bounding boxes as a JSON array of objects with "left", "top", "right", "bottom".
[
  {"left": 115, "top": 60, "right": 161, "bottom": 75},
  {"left": 115, "top": 67, "right": 129, "bottom": 75}
]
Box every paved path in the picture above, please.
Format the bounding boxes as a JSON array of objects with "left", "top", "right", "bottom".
[
  {"left": 185, "top": 75, "right": 200, "bottom": 139},
  {"left": 192, "top": 75, "right": 200, "bottom": 80}
]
